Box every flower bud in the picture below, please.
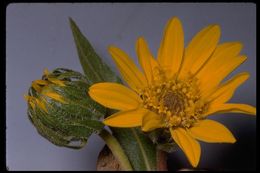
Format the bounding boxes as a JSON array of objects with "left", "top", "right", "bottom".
[{"left": 25, "top": 68, "right": 106, "bottom": 149}]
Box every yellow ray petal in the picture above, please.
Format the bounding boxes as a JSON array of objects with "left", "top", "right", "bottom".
[
  {"left": 157, "top": 17, "right": 184, "bottom": 78},
  {"left": 29, "top": 101, "right": 36, "bottom": 110},
  {"left": 43, "top": 91, "right": 66, "bottom": 103},
  {"left": 197, "top": 43, "right": 242, "bottom": 80},
  {"left": 199, "top": 56, "right": 247, "bottom": 98},
  {"left": 35, "top": 98, "right": 48, "bottom": 113},
  {"left": 205, "top": 103, "right": 256, "bottom": 116},
  {"left": 103, "top": 108, "right": 148, "bottom": 127},
  {"left": 196, "top": 42, "right": 244, "bottom": 96},
  {"left": 32, "top": 82, "right": 42, "bottom": 93},
  {"left": 24, "top": 95, "right": 36, "bottom": 110},
  {"left": 44, "top": 68, "right": 50, "bottom": 76},
  {"left": 150, "top": 54, "right": 159, "bottom": 70},
  {"left": 196, "top": 42, "right": 243, "bottom": 78},
  {"left": 34, "top": 80, "right": 48, "bottom": 86},
  {"left": 170, "top": 128, "right": 201, "bottom": 167},
  {"left": 108, "top": 46, "right": 147, "bottom": 91},
  {"left": 206, "top": 72, "right": 249, "bottom": 104},
  {"left": 179, "top": 25, "right": 220, "bottom": 78},
  {"left": 48, "top": 78, "right": 65, "bottom": 86},
  {"left": 24, "top": 95, "right": 32, "bottom": 102},
  {"left": 136, "top": 37, "right": 153, "bottom": 83},
  {"left": 141, "top": 110, "right": 165, "bottom": 132},
  {"left": 189, "top": 119, "right": 236, "bottom": 143},
  {"left": 89, "top": 82, "right": 141, "bottom": 111}
]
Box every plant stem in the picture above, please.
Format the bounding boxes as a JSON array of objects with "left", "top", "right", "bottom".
[
  {"left": 156, "top": 150, "right": 168, "bottom": 171},
  {"left": 98, "top": 129, "right": 133, "bottom": 171}
]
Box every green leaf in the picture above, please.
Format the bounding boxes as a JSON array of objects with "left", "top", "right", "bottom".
[
  {"left": 69, "top": 18, "right": 121, "bottom": 84},
  {"left": 111, "top": 127, "right": 157, "bottom": 170},
  {"left": 69, "top": 18, "right": 157, "bottom": 170}
]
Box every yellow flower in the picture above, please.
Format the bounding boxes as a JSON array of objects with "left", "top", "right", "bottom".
[{"left": 88, "top": 17, "right": 256, "bottom": 167}]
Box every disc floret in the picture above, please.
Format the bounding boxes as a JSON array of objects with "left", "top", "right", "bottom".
[{"left": 140, "top": 73, "right": 209, "bottom": 128}]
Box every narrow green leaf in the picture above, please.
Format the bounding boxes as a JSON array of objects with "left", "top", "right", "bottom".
[
  {"left": 69, "top": 18, "right": 121, "bottom": 84},
  {"left": 69, "top": 18, "right": 157, "bottom": 170},
  {"left": 112, "top": 127, "right": 157, "bottom": 170}
]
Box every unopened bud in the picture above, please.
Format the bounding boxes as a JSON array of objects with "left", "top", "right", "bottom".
[{"left": 25, "top": 68, "right": 106, "bottom": 149}]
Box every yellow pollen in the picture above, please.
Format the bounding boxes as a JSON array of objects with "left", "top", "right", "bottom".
[
  {"left": 171, "top": 86, "right": 176, "bottom": 90},
  {"left": 140, "top": 73, "right": 208, "bottom": 128},
  {"left": 177, "top": 83, "right": 182, "bottom": 88},
  {"left": 166, "top": 111, "right": 171, "bottom": 117}
]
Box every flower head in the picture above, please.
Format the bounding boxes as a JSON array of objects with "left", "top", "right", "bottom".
[
  {"left": 25, "top": 68, "right": 105, "bottom": 148},
  {"left": 88, "top": 17, "right": 256, "bottom": 167}
]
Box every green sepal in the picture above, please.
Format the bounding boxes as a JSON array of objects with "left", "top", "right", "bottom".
[{"left": 147, "top": 128, "right": 178, "bottom": 153}]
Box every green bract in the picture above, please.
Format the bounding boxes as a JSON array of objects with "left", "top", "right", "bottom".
[
  {"left": 25, "top": 68, "right": 106, "bottom": 149},
  {"left": 147, "top": 129, "right": 178, "bottom": 153}
]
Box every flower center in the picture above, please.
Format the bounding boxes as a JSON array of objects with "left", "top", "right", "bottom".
[
  {"left": 163, "top": 91, "right": 185, "bottom": 114},
  {"left": 140, "top": 74, "right": 208, "bottom": 128}
]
